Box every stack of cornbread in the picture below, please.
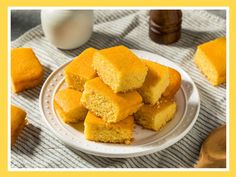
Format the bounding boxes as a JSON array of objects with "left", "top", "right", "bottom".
[{"left": 54, "top": 45, "right": 181, "bottom": 144}]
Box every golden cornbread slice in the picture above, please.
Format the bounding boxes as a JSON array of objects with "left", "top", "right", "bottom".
[
  {"left": 11, "top": 105, "right": 27, "bottom": 145},
  {"left": 54, "top": 88, "right": 87, "bottom": 123},
  {"left": 81, "top": 77, "right": 143, "bottom": 123},
  {"left": 138, "top": 60, "right": 169, "bottom": 105},
  {"left": 64, "top": 48, "right": 97, "bottom": 91},
  {"left": 84, "top": 112, "right": 134, "bottom": 144},
  {"left": 163, "top": 67, "right": 182, "bottom": 98},
  {"left": 11, "top": 48, "right": 44, "bottom": 93},
  {"left": 93, "top": 45, "right": 148, "bottom": 93},
  {"left": 134, "top": 99, "right": 176, "bottom": 131},
  {"left": 194, "top": 37, "right": 226, "bottom": 86}
]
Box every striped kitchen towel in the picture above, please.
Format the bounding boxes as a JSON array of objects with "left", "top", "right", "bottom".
[{"left": 11, "top": 10, "right": 226, "bottom": 168}]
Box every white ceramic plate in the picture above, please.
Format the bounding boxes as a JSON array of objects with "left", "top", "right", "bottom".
[{"left": 39, "top": 49, "right": 200, "bottom": 158}]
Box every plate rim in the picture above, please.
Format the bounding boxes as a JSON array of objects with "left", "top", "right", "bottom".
[{"left": 39, "top": 49, "right": 200, "bottom": 158}]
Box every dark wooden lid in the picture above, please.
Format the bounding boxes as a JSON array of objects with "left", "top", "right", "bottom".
[{"left": 150, "top": 10, "right": 182, "bottom": 26}]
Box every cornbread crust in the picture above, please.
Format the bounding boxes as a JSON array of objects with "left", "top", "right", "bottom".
[
  {"left": 11, "top": 48, "right": 44, "bottom": 93},
  {"left": 81, "top": 77, "right": 143, "bottom": 123},
  {"left": 93, "top": 45, "right": 148, "bottom": 93},
  {"left": 134, "top": 99, "right": 176, "bottom": 131},
  {"left": 11, "top": 105, "right": 27, "bottom": 145},
  {"left": 194, "top": 37, "right": 226, "bottom": 86},
  {"left": 11, "top": 75, "right": 44, "bottom": 93},
  {"left": 84, "top": 112, "right": 134, "bottom": 144},
  {"left": 138, "top": 60, "right": 170, "bottom": 105},
  {"left": 54, "top": 88, "right": 88, "bottom": 123},
  {"left": 64, "top": 48, "right": 97, "bottom": 91},
  {"left": 163, "top": 67, "right": 181, "bottom": 98}
]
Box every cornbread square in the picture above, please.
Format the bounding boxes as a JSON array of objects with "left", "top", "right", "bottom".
[
  {"left": 93, "top": 45, "right": 148, "bottom": 93},
  {"left": 54, "top": 88, "right": 88, "bottom": 123},
  {"left": 134, "top": 99, "right": 176, "bottom": 131},
  {"left": 194, "top": 37, "right": 226, "bottom": 86},
  {"left": 64, "top": 48, "right": 97, "bottom": 91},
  {"left": 81, "top": 77, "right": 143, "bottom": 123},
  {"left": 163, "top": 67, "right": 181, "bottom": 98},
  {"left": 11, "top": 48, "right": 44, "bottom": 93},
  {"left": 11, "top": 105, "right": 27, "bottom": 145},
  {"left": 84, "top": 112, "right": 134, "bottom": 144},
  {"left": 138, "top": 60, "right": 169, "bottom": 105}
]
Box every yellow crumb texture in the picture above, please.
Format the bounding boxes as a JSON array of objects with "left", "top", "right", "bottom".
[
  {"left": 11, "top": 48, "right": 44, "bottom": 93},
  {"left": 52, "top": 46, "right": 182, "bottom": 144},
  {"left": 81, "top": 77, "right": 143, "bottom": 123},
  {"left": 134, "top": 99, "right": 177, "bottom": 131},
  {"left": 11, "top": 105, "right": 27, "bottom": 145},
  {"left": 93, "top": 45, "right": 148, "bottom": 93},
  {"left": 54, "top": 88, "right": 88, "bottom": 123},
  {"left": 84, "top": 112, "right": 134, "bottom": 144},
  {"left": 64, "top": 48, "right": 97, "bottom": 91},
  {"left": 138, "top": 60, "right": 169, "bottom": 104},
  {"left": 194, "top": 37, "right": 226, "bottom": 86},
  {"left": 163, "top": 67, "right": 182, "bottom": 98}
]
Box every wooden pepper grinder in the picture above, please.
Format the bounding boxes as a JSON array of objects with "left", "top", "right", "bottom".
[{"left": 149, "top": 10, "right": 182, "bottom": 44}]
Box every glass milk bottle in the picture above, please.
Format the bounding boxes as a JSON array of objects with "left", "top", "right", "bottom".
[{"left": 41, "top": 10, "right": 94, "bottom": 50}]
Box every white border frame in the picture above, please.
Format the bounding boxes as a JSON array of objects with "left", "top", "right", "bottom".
[{"left": 8, "top": 6, "right": 230, "bottom": 172}]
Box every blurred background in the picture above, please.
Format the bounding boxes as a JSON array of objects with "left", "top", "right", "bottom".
[{"left": 11, "top": 10, "right": 226, "bottom": 41}]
